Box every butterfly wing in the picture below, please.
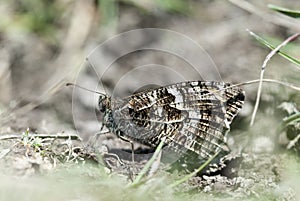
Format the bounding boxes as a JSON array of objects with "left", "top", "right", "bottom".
[{"left": 111, "top": 81, "right": 245, "bottom": 160}]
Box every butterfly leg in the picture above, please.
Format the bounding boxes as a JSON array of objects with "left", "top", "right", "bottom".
[
  {"left": 118, "top": 135, "right": 135, "bottom": 164},
  {"left": 130, "top": 142, "right": 135, "bottom": 164},
  {"left": 88, "top": 126, "right": 110, "bottom": 148}
]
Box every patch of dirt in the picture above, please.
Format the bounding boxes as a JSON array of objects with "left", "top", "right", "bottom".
[{"left": 0, "top": 131, "right": 298, "bottom": 201}]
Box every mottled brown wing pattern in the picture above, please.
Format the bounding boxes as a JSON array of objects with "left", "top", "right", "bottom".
[{"left": 110, "top": 81, "right": 245, "bottom": 160}]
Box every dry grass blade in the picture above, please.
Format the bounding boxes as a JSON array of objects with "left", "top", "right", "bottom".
[
  {"left": 0, "top": 133, "right": 82, "bottom": 141},
  {"left": 234, "top": 79, "right": 300, "bottom": 91},
  {"left": 249, "top": 31, "right": 300, "bottom": 69},
  {"left": 249, "top": 32, "right": 300, "bottom": 126}
]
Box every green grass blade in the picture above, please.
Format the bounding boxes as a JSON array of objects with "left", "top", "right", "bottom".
[
  {"left": 279, "top": 113, "right": 300, "bottom": 132},
  {"left": 283, "top": 113, "right": 300, "bottom": 125},
  {"left": 130, "top": 137, "right": 166, "bottom": 187},
  {"left": 248, "top": 30, "right": 300, "bottom": 69},
  {"left": 268, "top": 4, "right": 300, "bottom": 18},
  {"left": 169, "top": 150, "right": 220, "bottom": 188}
]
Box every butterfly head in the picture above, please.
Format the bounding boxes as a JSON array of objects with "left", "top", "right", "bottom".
[{"left": 98, "top": 94, "right": 111, "bottom": 113}]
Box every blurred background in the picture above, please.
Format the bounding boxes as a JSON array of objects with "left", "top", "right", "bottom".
[
  {"left": 0, "top": 1, "right": 300, "bottom": 200},
  {"left": 0, "top": 0, "right": 299, "bottom": 139}
]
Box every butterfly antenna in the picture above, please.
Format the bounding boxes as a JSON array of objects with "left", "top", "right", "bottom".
[
  {"left": 195, "top": 79, "right": 300, "bottom": 100},
  {"left": 66, "top": 83, "right": 106, "bottom": 96},
  {"left": 230, "top": 79, "right": 300, "bottom": 91}
]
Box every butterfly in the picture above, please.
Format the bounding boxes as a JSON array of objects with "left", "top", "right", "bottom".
[{"left": 98, "top": 81, "right": 245, "bottom": 167}]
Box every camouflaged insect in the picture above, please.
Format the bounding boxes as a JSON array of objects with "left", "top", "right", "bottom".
[{"left": 98, "top": 81, "right": 245, "bottom": 165}]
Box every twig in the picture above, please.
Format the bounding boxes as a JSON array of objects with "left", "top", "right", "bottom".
[
  {"left": 0, "top": 133, "right": 82, "bottom": 141},
  {"left": 249, "top": 32, "right": 300, "bottom": 126}
]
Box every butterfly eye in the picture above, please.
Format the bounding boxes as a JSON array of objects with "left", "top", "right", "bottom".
[{"left": 98, "top": 95, "right": 109, "bottom": 113}]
